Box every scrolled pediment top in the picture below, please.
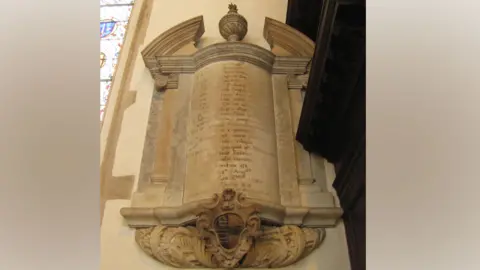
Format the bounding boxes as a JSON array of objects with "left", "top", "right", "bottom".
[
  {"left": 263, "top": 17, "right": 315, "bottom": 57},
  {"left": 141, "top": 15, "right": 205, "bottom": 59}
]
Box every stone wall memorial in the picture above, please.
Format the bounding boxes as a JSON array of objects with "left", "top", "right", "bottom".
[{"left": 118, "top": 4, "right": 343, "bottom": 268}]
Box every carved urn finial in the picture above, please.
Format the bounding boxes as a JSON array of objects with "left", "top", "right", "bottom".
[{"left": 219, "top": 3, "right": 248, "bottom": 42}]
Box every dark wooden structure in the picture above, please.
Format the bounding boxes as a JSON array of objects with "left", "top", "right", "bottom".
[{"left": 287, "top": 1, "right": 365, "bottom": 270}]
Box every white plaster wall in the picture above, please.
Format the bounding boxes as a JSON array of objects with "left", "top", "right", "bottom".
[{"left": 102, "top": 200, "right": 351, "bottom": 270}]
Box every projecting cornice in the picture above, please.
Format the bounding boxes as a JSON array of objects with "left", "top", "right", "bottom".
[
  {"left": 149, "top": 42, "right": 311, "bottom": 75},
  {"left": 121, "top": 194, "right": 342, "bottom": 228}
]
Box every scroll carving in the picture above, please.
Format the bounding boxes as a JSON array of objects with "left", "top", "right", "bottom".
[
  {"left": 242, "top": 225, "right": 325, "bottom": 268},
  {"left": 134, "top": 189, "right": 326, "bottom": 268}
]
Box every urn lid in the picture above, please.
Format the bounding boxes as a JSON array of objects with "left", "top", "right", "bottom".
[{"left": 219, "top": 4, "right": 248, "bottom": 42}]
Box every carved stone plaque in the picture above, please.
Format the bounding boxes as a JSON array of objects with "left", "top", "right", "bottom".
[{"left": 184, "top": 61, "right": 280, "bottom": 204}]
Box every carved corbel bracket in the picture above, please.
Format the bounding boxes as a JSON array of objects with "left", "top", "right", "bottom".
[
  {"left": 133, "top": 189, "right": 327, "bottom": 269},
  {"left": 148, "top": 68, "right": 178, "bottom": 91},
  {"left": 287, "top": 73, "right": 310, "bottom": 90}
]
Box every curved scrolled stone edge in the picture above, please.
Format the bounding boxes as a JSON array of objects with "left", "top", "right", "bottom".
[
  {"left": 141, "top": 15, "right": 205, "bottom": 59},
  {"left": 263, "top": 17, "right": 315, "bottom": 57},
  {"left": 135, "top": 225, "right": 326, "bottom": 268},
  {"left": 120, "top": 199, "right": 342, "bottom": 228},
  {"left": 141, "top": 15, "right": 205, "bottom": 90}
]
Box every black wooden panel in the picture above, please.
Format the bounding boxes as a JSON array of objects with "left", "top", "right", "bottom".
[{"left": 286, "top": 1, "right": 366, "bottom": 270}]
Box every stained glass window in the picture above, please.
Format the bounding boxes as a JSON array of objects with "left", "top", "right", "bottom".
[{"left": 100, "top": 0, "right": 135, "bottom": 121}]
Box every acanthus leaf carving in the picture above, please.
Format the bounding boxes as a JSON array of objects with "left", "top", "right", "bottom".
[
  {"left": 134, "top": 189, "right": 326, "bottom": 269},
  {"left": 242, "top": 225, "right": 326, "bottom": 268}
]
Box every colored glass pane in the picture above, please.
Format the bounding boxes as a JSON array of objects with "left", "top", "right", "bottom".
[
  {"left": 100, "top": 1, "right": 134, "bottom": 121},
  {"left": 100, "top": 39, "right": 121, "bottom": 80},
  {"left": 101, "top": 81, "right": 112, "bottom": 106},
  {"left": 100, "top": 105, "right": 106, "bottom": 121},
  {"left": 100, "top": 52, "right": 107, "bottom": 68},
  {"left": 101, "top": 21, "right": 128, "bottom": 40}
]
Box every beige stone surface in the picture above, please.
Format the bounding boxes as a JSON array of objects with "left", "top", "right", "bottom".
[
  {"left": 136, "top": 90, "right": 165, "bottom": 193},
  {"left": 162, "top": 74, "right": 193, "bottom": 206},
  {"left": 118, "top": 12, "right": 341, "bottom": 227},
  {"left": 271, "top": 45, "right": 292, "bottom": 56},
  {"left": 263, "top": 17, "right": 315, "bottom": 57},
  {"left": 272, "top": 74, "right": 301, "bottom": 206},
  {"left": 289, "top": 90, "right": 314, "bottom": 183},
  {"left": 185, "top": 61, "right": 280, "bottom": 203},
  {"left": 151, "top": 89, "right": 175, "bottom": 182}
]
